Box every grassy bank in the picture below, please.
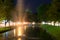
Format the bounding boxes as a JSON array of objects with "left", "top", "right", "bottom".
[
  {"left": 0, "top": 27, "right": 12, "bottom": 33},
  {"left": 41, "top": 24, "right": 60, "bottom": 40}
]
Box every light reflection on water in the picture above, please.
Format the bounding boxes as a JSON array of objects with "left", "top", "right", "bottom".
[
  {"left": 18, "top": 38, "right": 22, "bottom": 40},
  {"left": 14, "top": 29, "right": 16, "bottom": 36},
  {"left": 15, "top": 26, "right": 24, "bottom": 36},
  {"left": 0, "top": 24, "right": 28, "bottom": 40},
  {"left": 13, "top": 25, "right": 27, "bottom": 40},
  {"left": 17, "top": 26, "right": 24, "bottom": 36}
]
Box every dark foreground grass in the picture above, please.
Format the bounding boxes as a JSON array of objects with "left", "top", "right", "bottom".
[
  {"left": 0, "top": 27, "right": 12, "bottom": 33},
  {"left": 41, "top": 24, "right": 60, "bottom": 40}
]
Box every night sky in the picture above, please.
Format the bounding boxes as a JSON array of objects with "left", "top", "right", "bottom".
[{"left": 14, "top": 0, "right": 51, "bottom": 13}]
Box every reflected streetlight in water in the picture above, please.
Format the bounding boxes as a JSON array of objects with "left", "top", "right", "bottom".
[
  {"left": 17, "top": 26, "right": 24, "bottom": 36},
  {"left": 13, "top": 22, "right": 29, "bottom": 37},
  {"left": 18, "top": 38, "right": 22, "bottom": 40},
  {"left": 14, "top": 29, "right": 16, "bottom": 36}
]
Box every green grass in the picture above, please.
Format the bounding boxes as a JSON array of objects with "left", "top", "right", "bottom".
[
  {"left": 0, "top": 27, "right": 11, "bottom": 33},
  {"left": 41, "top": 24, "right": 60, "bottom": 40}
]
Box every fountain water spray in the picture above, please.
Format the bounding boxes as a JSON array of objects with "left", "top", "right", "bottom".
[
  {"left": 16, "top": 0, "right": 24, "bottom": 22},
  {"left": 14, "top": 0, "right": 26, "bottom": 36}
]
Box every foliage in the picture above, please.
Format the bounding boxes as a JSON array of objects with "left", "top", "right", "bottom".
[
  {"left": 37, "top": 3, "right": 51, "bottom": 22},
  {"left": 0, "top": 0, "right": 15, "bottom": 21},
  {"left": 26, "top": 10, "right": 39, "bottom": 22},
  {"left": 28, "top": 13, "right": 39, "bottom": 22},
  {"left": 37, "top": 0, "right": 60, "bottom": 22},
  {"left": 46, "top": 0, "right": 60, "bottom": 22}
]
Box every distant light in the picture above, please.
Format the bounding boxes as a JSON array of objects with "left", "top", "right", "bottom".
[
  {"left": 41, "top": 22, "right": 46, "bottom": 24},
  {"left": 18, "top": 38, "right": 21, "bottom": 40},
  {"left": 32, "top": 22, "right": 35, "bottom": 25},
  {"left": 48, "top": 23, "right": 51, "bottom": 25},
  {"left": 17, "top": 22, "right": 21, "bottom": 24}
]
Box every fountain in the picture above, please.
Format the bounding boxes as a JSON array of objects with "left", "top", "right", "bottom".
[
  {"left": 16, "top": 0, "right": 24, "bottom": 22},
  {"left": 14, "top": 0, "right": 26, "bottom": 37}
]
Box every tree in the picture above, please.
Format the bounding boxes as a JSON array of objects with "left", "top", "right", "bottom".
[
  {"left": 46, "top": 0, "right": 60, "bottom": 25},
  {"left": 37, "top": 3, "right": 51, "bottom": 23},
  {"left": 37, "top": 0, "right": 60, "bottom": 26},
  {"left": 28, "top": 13, "right": 38, "bottom": 22},
  {"left": 0, "top": 0, "right": 15, "bottom": 26},
  {"left": 26, "top": 10, "right": 39, "bottom": 23}
]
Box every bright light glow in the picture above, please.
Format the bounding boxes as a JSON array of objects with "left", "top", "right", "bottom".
[
  {"left": 18, "top": 38, "right": 21, "bottom": 40},
  {"left": 13, "top": 22, "right": 30, "bottom": 36},
  {"left": 17, "top": 27, "right": 23, "bottom": 36},
  {"left": 48, "top": 23, "right": 51, "bottom": 25},
  {"left": 41, "top": 22, "right": 46, "bottom": 24},
  {"left": 51, "top": 21, "right": 54, "bottom": 26},
  {"left": 55, "top": 22, "right": 59, "bottom": 26},
  {"left": 32, "top": 22, "right": 35, "bottom": 25},
  {"left": 13, "top": 22, "right": 16, "bottom": 26},
  {"left": 14, "top": 29, "right": 16, "bottom": 36},
  {"left": 17, "top": 22, "right": 21, "bottom": 24},
  {"left": 23, "top": 22, "right": 27, "bottom": 24},
  {"left": 13, "top": 0, "right": 28, "bottom": 37},
  {"left": 15, "top": 22, "right": 30, "bottom": 26},
  {"left": 16, "top": 22, "right": 22, "bottom": 26}
]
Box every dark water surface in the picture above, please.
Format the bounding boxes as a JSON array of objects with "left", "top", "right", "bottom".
[
  {"left": 0, "top": 30, "right": 23, "bottom": 40},
  {"left": 0, "top": 24, "right": 55, "bottom": 40},
  {"left": 0, "top": 25, "right": 28, "bottom": 40},
  {"left": 0, "top": 24, "right": 35, "bottom": 40}
]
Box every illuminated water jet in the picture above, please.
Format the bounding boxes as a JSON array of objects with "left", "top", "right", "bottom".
[
  {"left": 14, "top": 0, "right": 27, "bottom": 36},
  {"left": 16, "top": 0, "right": 25, "bottom": 22}
]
